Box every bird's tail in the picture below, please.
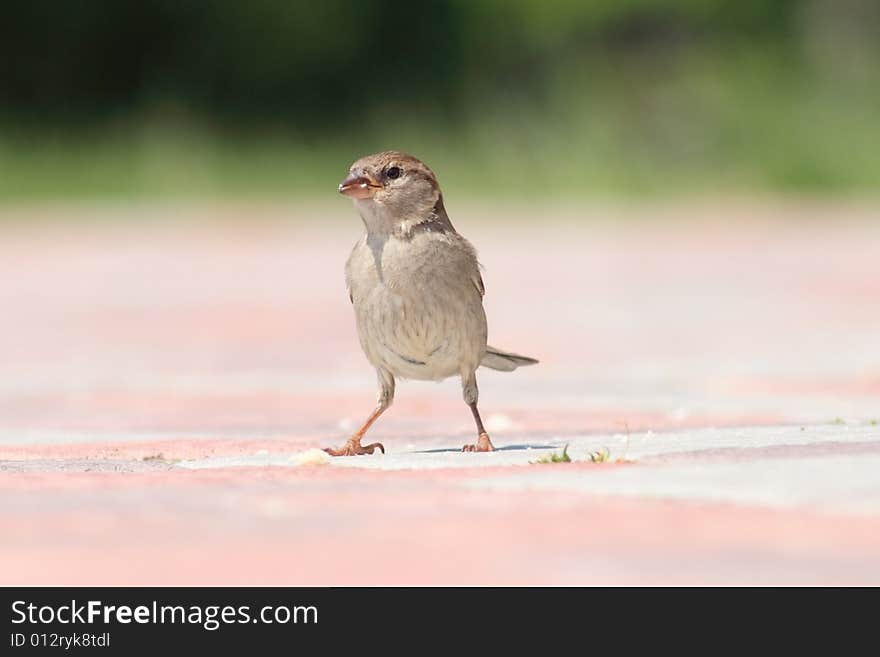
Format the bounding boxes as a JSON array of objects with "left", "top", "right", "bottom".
[{"left": 480, "top": 345, "right": 539, "bottom": 372}]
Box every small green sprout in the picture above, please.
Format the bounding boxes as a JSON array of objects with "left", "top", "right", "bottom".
[
  {"left": 589, "top": 447, "right": 611, "bottom": 463},
  {"left": 531, "top": 444, "right": 571, "bottom": 464},
  {"left": 833, "top": 417, "right": 845, "bottom": 425},
  {"left": 870, "top": 419, "right": 878, "bottom": 426}
]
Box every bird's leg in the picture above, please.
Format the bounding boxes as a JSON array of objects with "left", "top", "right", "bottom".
[
  {"left": 463, "top": 401, "right": 495, "bottom": 452},
  {"left": 324, "top": 404, "right": 388, "bottom": 456},
  {"left": 461, "top": 372, "right": 495, "bottom": 452},
  {"left": 324, "top": 370, "right": 394, "bottom": 456}
]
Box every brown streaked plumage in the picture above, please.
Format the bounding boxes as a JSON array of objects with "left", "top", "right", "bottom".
[{"left": 325, "top": 151, "right": 537, "bottom": 456}]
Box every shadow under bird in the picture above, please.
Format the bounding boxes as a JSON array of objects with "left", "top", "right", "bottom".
[{"left": 325, "top": 151, "right": 538, "bottom": 456}]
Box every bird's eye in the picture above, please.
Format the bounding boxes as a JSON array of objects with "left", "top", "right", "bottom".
[{"left": 386, "top": 166, "right": 401, "bottom": 180}]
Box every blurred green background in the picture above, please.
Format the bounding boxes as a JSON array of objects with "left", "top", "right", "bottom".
[{"left": 1, "top": 0, "right": 878, "bottom": 201}]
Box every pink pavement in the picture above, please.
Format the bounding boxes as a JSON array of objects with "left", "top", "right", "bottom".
[
  {"left": 2, "top": 200, "right": 879, "bottom": 585},
  {"left": 5, "top": 464, "right": 880, "bottom": 586}
]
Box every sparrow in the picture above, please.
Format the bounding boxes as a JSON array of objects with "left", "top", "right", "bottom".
[{"left": 325, "top": 151, "right": 537, "bottom": 456}]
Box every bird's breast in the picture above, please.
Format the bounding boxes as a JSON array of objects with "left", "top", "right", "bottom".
[{"left": 345, "top": 232, "right": 487, "bottom": 379}]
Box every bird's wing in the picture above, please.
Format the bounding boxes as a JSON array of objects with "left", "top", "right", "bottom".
[
  {"left": 344, "top": 236, "right": 367, "bottom": 305},
  {"left": 472, "top": 269, "right": 485, "bottom": 298}
]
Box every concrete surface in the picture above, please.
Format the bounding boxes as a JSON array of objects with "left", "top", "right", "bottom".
[{"left": 1, "top": 200, "right": 879, "bottom": 585}]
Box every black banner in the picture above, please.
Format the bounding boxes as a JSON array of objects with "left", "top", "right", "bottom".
[{"left": 0, "top": 586, "right": 864, "bottom": 652}]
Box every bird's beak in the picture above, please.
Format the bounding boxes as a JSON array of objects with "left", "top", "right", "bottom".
[{"left": 338, "top": 171, "right": 382, "bottom": 199}]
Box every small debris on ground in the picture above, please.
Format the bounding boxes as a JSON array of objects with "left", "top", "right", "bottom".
[{"left": 290, "top": 449, "right": 331, "bottom": 466}]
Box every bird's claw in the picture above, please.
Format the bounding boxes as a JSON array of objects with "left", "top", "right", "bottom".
[
  {"left": 462, "top": 432, "right": 495, "bottom": 453},
  {"left": 323, "top": 438, "right": 385, "bottom": 457}
]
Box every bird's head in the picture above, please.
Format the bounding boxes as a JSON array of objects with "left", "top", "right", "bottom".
[{"left": 339, "top": 151, "right": 441, "bottom": 229}]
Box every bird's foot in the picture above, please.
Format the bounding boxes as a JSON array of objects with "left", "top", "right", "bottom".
[
  {"left": 323, "top": 436, "right": 385, "bottom": 457},
  {"left": 462, "top": 432, "right": 495, "bottom": 453}
]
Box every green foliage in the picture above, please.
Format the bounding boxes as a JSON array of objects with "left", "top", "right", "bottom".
[
  {"left": 0, "top": 0, "right": 863, "bottom": 127},
  {"left": 532, "top": 445, "right": 572, "bottom": 464},
  {"left": 2, "top": 1, "right": 879, "bottom": 200}
]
